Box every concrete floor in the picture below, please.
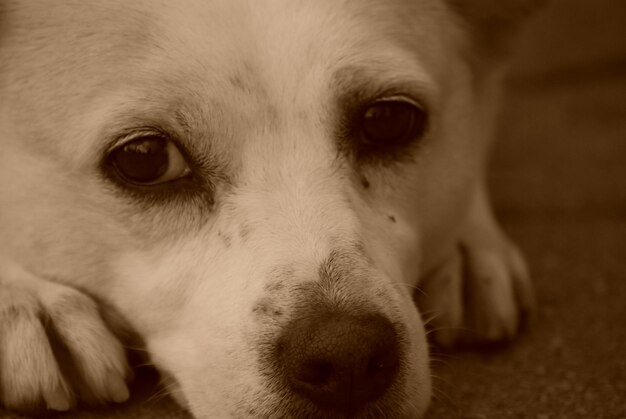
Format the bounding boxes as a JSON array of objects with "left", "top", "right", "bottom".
[{"left": 2, "top": 1, "right": 625, "bottom": 418}]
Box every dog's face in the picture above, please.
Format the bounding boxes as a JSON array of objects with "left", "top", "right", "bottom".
[{"left": 0, "top": 0, "right": 512, "bottom": 417}]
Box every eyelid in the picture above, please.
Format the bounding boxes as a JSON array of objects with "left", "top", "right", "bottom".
[
  {"left": 370, "top": 95, "right": 425, "bottom": 110},
  {"left": 108, "top": 127, "right": 172, "bottom": 153}
]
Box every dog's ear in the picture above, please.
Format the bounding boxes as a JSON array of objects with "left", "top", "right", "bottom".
[{"left": 447, "top": 0, "right": 548, "bottom": 61}]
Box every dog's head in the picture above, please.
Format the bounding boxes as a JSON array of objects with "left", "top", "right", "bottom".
[{"left": 0, "top": 0, "right": 540, "bottom": 417}]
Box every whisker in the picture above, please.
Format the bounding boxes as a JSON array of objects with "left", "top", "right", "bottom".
[
  {"left": 133, "top": 361, "right": 156, "bottom": 368},
  {"left": 146, "top": 375, "right": 179, "bottom": 404},
  {"left": 431, "top": 384, "right": 457, "bottom": 409},
  {"left": 430, "top": 373, "right": 455, "bottom": 390},
  {"left": 402, "top": 282, "right": 427, "bottom": 296},
  {"left": 127, "top": 347, "right": 148, "bottom": 352},
  {"left": 430, "top": 352, "right": 461, "bottom": 362},
  {"left": 425, "top": 325, "right": 460, "bottom": 336},
  {"left": 146, "top": 386, "right": 172, "bottom": 404},
  {"left": 429, "top": 357, "right": 452, "bottom": 368},
  {"left": 421, "top": 311, "right": 442, "bottom": 327}
]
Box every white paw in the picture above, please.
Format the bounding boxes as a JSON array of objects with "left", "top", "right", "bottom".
[
  {"left": 418, "top": 234, "right": 533, "bottom": 348},
  {"left": 0, "top": 267, "right": 130, "bottom": 411}
]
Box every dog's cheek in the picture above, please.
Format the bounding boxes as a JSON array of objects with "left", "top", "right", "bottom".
[
  {"left": 0, "top": 149, "right": 127, "bottom": 286},
  {"left": 104, "top": 244, "right": 207, "bottom": 335},
  {"left": 144, "top": 326, "right": 264, "bottom": 418},
  {"left": 105, "top": 241, "right": 268, "bottom": 397}
]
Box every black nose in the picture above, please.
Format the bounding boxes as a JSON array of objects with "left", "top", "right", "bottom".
[{"left": 277, "top": 311, "right": 401, "bottom": 415}]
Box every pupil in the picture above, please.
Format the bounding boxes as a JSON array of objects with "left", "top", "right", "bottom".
[
  {"left": 114, "top": 136, "right": 169, "bottom": 183},
  {"left": 362, "top": 102, "right": 417, "bottom": 144}
]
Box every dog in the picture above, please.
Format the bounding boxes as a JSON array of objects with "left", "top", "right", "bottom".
[{"left": 0, "top": 0, "right": 542, "bottom": 417}]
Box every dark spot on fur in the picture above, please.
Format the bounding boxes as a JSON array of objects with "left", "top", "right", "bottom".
[
  {"left": 218, "top": 230, "right": 232, "bottom": 248},
  {"left": 229, "top": 62, "right": 257, "bottom": 94},
  {"left": 253, "top": 302, "right": 269, "bottom": 315},
  {"left": 361, "top": 176, "right": 370, "bottom": 189},
  {"left": 388, "top": 215, "right": 396, "bottom": 223},
  {"left": 239, "top": 223, "right": 250, "bottom": 240},
  {"left": 353, "top": 240, "right": 367, "bottom": 256},
  {"left": 229, "top": 73, "right": 246, "bottom": 91},
  {"left": 253, "top": 299, "right": 283, "bottom": 318},
  {"left": 266, "top": 280, "right": 286, "bottom": 292}
]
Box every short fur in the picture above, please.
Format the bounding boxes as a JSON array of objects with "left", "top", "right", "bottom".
[{"left": 0, "top": 1, "right": 539, "bottom": 417}]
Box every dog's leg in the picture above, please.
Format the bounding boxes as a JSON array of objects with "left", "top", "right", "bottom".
[
  {"left": 417, "top": 182, "right": 534, "bottom": 348},
  {"left": 0, "top": 260, "right": 130, "bottom": 411}
]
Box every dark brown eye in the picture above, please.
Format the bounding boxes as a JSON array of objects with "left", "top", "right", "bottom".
[
  {"left": 110, "top": 135, "right": 190, "bottom": 185},
  {"left": 360, "top": 99, "right": 427, "bottom": 149}
]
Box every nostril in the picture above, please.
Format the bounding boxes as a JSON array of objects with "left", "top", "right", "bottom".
[
  {"left": 295, "top": 359, "right": 334, "bottom": 386},
  {"left": 277, "top": 311, "right": 402, "bottom": 414}
]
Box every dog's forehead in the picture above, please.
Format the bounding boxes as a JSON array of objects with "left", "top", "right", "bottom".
[
  {"left": 2, "top": 0, "right": 458, "bottom": 170},
  {"left": 2, "top": 0, "right": 452, "bottom": 89}
]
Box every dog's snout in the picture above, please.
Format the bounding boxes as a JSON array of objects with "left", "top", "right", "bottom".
[{"left": 278, "top": 312, "right": 401, "bottom": 414}]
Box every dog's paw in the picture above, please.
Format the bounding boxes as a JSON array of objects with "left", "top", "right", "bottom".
[
  {"left": 0, "top": 267, "right": 130, "bottom": 411},
  {"left": 420, "top": 238, "right": 533, "bottom": 348},
  {"left": 417, "top": 192, "right": 534, "bottom": 349}
]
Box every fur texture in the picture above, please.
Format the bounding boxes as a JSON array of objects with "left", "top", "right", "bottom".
[{"left": 0, "top": 1, "right": 539, "bottom": 417}]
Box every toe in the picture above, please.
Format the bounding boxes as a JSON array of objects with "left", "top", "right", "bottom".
[
  {"left": 507, "top": 241, "right": 535, "bottom": 328},
  {"left": 43, "top": 290, "right": 130, "bottom": 405},
  {"left": 0, "top": 299, "right": 74, "bottom": 411},
  {"left": 461, "top": 242, "right": 526, "bottom": 344},
  {"left": 417, "top": 251, "right": 465, "bottom": 349}
]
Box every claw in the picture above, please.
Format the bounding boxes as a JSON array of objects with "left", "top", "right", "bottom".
[
  {"left": 44, "top": 382, "right": 74, "bottom": 411},
  {"left": 106, "top": 372, "right": 130, "bottom": 403}
]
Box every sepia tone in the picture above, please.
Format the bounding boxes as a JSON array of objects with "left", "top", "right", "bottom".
[{"left": 1, "top": 0, "right": 625, "bottom": 418}]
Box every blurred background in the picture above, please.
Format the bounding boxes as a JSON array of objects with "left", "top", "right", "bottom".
[
  {"left": 428, "top": 0, "right": 626, "bottom": 417},
  {"left": 2, "top": 0, "right": 625, "bottom": 418}
]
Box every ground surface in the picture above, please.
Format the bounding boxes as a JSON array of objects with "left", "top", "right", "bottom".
[{"left": 2, "top": 0, "right": 625, "bottom": 418}]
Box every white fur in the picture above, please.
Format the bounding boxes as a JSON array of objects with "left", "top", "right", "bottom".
[{"left": 0, "top": 0, "right": 536, "bottom": 417}]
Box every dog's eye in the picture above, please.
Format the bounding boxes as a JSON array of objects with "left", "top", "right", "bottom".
[
  {"left": 358, "top": 98, "right": 427, "bottom": 154},
  {"left": 109, "top": 135, "right": 190, "bottom": 185}
]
